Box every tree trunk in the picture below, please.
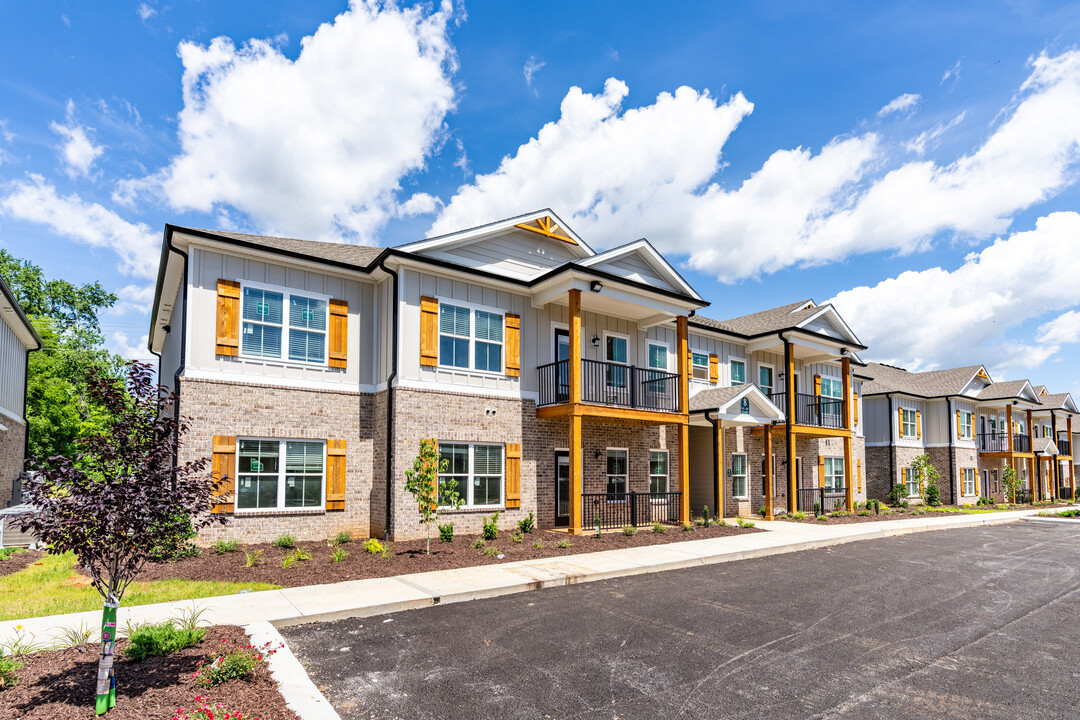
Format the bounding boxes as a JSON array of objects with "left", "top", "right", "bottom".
[{"left": 95, "top": 600, "right": 119, "bottom": 714}]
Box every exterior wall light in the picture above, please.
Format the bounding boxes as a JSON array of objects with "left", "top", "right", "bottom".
[{"left": 590, "top": 280, "right": 603, "bottom": 292}]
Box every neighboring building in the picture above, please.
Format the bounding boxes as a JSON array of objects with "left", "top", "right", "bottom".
[
  {"left": 148, "top": 212, "right": 874, "bottom": 544},
  {"left": 0, "top": 273, "right": 41, "bottom": 507},
  {"left": 1028, "top": 386, "right": 1077, "bottom": 501}
]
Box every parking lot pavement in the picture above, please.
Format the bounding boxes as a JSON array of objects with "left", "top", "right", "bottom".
[{"left": 283, "top": 522, "right": 1080, "bottom": 720}]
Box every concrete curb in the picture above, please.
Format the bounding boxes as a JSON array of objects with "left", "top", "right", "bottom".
[
  {"left": 1021, "top": 515, "right": 1080, "bottom": 524},
  {"left": 245, "top": 621, "right": 341, "bottom": 720}
]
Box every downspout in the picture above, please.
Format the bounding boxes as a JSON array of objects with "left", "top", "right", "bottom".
[
  {"left": 946, "top": 397, "right": 955, "bottom": 504},
  {"left": 705, "top": 410, "right": 720, "bottom": 519},
  {"left": 377, "top": 256, "right": 398, "bottom": 540},
  {"left": 783, "top": 335, "right": 795, "bottom": 512},
  {"left": 21, "top": 345, "right": 36, "bottom": 485},
  {"left": 1051, "top": 410, "right": 1058, "bottom": 495},
  {"left": 887, "top": 393, "right": 896, "bottom": 495},
  {"left": 167, "top": 239, "right": 190, "bottom": 480}
]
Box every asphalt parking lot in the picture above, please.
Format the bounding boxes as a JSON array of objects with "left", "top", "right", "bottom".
[{"left": 283, "top": 522, "right": 1080, "bottom": 719}]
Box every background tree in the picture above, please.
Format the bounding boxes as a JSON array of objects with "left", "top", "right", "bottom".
[
  {"left": 911, "top": 454, "right": 942, "bottom": 506},
  {"left": 0, "top": 250, "right": 123, "bottom": 461},
  {"left": 404, "top": 438, "right": 463, "bottom": 554},
  {"left": 1002, "top": 464, "right": 1021, "bottom": 505},
  {"left": 18, "top": 361, "right": 226, "bottom": 714}
]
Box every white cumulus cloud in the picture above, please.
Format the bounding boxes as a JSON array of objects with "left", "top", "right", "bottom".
[
  {"left": 878, "top": 92, "right": 921, "bottom": 117},
  {"left": 831, "top": 211, "right": 1080, "bottom": 375},
  {"left": 109, "top": 330, "right": 154, "bottom": 361},
  {"left": 0, "top": 175, "right": 158, "bottom": 278},
  {"left": 50, "top": 100, "right": 105, "bottom": 178},
  {"left": 125, "top": 0, "right": 458, "bottom": 244}
]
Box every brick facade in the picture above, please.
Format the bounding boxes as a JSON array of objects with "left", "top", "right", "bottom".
[
  {"left": 178, "top": 377, "right": 375, "bottom": 545},
  {"left": 0, "top": 419, "right": 25, "bottom": 508}
]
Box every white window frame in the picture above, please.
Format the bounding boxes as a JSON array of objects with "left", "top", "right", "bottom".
[
  {"left": 691, "top": 351, "right": 711, "bottom": 383},
  {"left": 645, "top": 339, "right": 671, "bottom": 372},
  {"left": 648, "top": 449, "right": 669, "bottom": 495},
  {"left": 606, "top": 448, "right": 629, "bottom": 496},
  {"left": 906, "top": 466, "right": 921, "bottom": 497},
  {"left": 234, "top": 437, "right": 327, "bottom": 513},
  {"left": 901, "top": 408, "right": 917, "bottom": 438},
  {"left": 238, "top": 281, "right": 331, "bottom": 367},
  {"left": 436, "top": 297, "right": 505, "bottom": 375},
  {"left": 963, "top": 468, "right": 976, "bottom": 497},
  {"left": 823, "top": 456, "right": 845, "bottom": 492},
  {"left": 437, "top": 441, "right": 506, "bottom": 509},
  {"left": 820, "top": 376, "right": 843, "bottom": 399},
  {"left": 551, "top": 322, "right": 569, "bottom": 363},
  {"left": 731, "top": 452, "right": 748, "bottom": 498},
  {"left": 959, "top": 411, "right": 973, "bottom": 440},
  {"left": 757, "top": 362, "right": 775, "bottom": 397},
  {"left": 729, "top": 357, "right": 746, "bottom": 387},
  {"left": 602, "top": 331, "right": 631, "bottom": 393}
]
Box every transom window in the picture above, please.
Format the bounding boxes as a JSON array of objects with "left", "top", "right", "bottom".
[
  {"left": 649, "top": 450, "right": 669, "bottom": 494},
  {"left": 901, "top": 409, "right": 917, "bottom": 438},
  {"left": 823, "top": 457, "right": 844, "bottom": 492},
  {"left": 438, "top": 302, "right": 503, "bottom": 373},
  {"left": 607, "top": 449, "right": 628, "bottom": 495},
  {"left": 959, "top": 411, "right": 973, "bottom": 439},
  {"left": 731, "top": 453, "right": 748, "bottom": 498},
  {"left": 730, "top": 359, "right": 746, "bottom": 386},
  {"left": 691, "top": 352, "right": 710, "bottom": 381},
  {"left": 438, "top": 442, "right": 504, "bottom": 507},
  {"left": 236, "top": 439, "right": 325, "bottom": 511},
  {"left": 963, "top": 468, "right": 976, "bottom": 496},
  {"left": 758, "top": 365, "right": 774, "bottom": 396},
  {"left": 241, "top": 285, "right": 328, "bottom": 364}
]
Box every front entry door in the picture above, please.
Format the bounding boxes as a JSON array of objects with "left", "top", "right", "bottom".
[{"left": 555, "top": 451, "right": 570, "bottom": 527}]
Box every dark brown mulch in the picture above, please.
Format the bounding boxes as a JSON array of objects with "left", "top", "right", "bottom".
[
  {"left": 775, "top": 503, "right": 1077, "bottom": 525},
  {"left": 0, "top": 549, "right": 44, "bottom": 578},
  {"left": 0, "top": 625, "right": 298, "bottom": 720},
  {"left": 131, "top": 524, "right": 761, "bottom": 588}
]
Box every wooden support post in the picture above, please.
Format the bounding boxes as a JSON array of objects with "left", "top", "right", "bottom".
[
  {"left": 677, "top": 315, "right": 690, "bottom": 524},
  {"left": 763, "top": 423, "right": 773, "bottom": 519},
  {"left": 568, "top": 289, "right": 583, "bottom": 534},
  {"left": 1006, "top": 405, "right": 1014, "bottom": 453},
  {"left": 715, "top": 420, "right": 724, "bottom": 520},
  {"left": 569, "top": 414, "right": 582, "bottom": 535},
  {"left": 569, "top": 289, "right": 581, "bottom": 405},
  {"left": 843, "top": 434, "right": 854, "bottom": 512},
  {"left": 785, "top": 341, "right": 797, "bottom": 512}
]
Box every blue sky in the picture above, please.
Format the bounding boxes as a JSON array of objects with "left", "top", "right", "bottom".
[{"left": 2, "top": 1, "right": 1080, "bottom": 392}]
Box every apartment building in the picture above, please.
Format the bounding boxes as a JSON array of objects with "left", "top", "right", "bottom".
[
  {"left": 0, "top": 273, "right": 39, "bottom": 508},
  {"left": 148, "top": 211, "right": 865, "bottom": 543}
]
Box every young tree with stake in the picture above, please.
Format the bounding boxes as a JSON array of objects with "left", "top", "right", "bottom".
[
  {"left": 404, "top": 438, "right": 463, "bottom": 554},
  {"left": 18, "top": 362, "right": 226, "bottom": 714}
]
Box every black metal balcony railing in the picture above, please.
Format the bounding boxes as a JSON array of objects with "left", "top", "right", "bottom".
[
  {"left": 978, "top": 431, "right": 1010, "bottom": 453},
  {"left": 1013, "top": 433, "right": 1031, "bottom": 453},
  {"left": 1056, "top": 434, "right": 1071, "bottom": 456},
  {"left": 582, "top": 491, "right": 681, "bottom": 530},
  {"left": 769, "top": 392, "right": 847, "bottom": 429},
  {"left": 1057, "top": 485, "right": 1075, "bottom": 501},
  {"left": 796, "top": 486, "right": 847, "bottom": 515},
  {"left": 537, "top": 359, "right": 681, "bottom": 413}
]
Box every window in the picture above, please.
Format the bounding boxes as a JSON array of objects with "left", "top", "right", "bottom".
[
  {"left": 906, "top": 466, "right": 920, "bottom": 497},
  {"left": 758, "top": 365, "right": 774, "bottom": 396},
  {"left": 963, "top": 468, "right": 976, "bottom": 496},
  {"left": 438, "top": 442, "right": 504, "bottom": 507},
  {"left": 823, "top": 457, "right": 845, "bottom": 492},
  {"left": 438, "top": 303, "right": 503, "bottom": 373},
  {"left": 605, "top": 334, "right": 628, "bottom": 389},
  {"left": 901, "top": 409, "right": 917, "bottom": 438},
  {"left": 649, "top": 450, "right": 669, "bottom": 494},
  {"left": 730, "top": 359, "right": 746, "bottom": 386},
  {"left": 992, "top": 468, "right": 999, "bottom": 493},
  {"left": 731, "top": 453, "right": 748, "bottom": 498},
  {"left": 959, "top": 411, "right": 973, "bottom": 439},
  {"left": 236, "top": 439, "right": 325, "bottom": 511},
  {"left": 241, "top": 285, "right": 328, "bottom": 364},
  {"left": 607, "top": 449, "right": 628, "bottom": 495},
  {"left": 692, "top": 352, "right": 710, "bottom": 381},
  {"left": 646, "top": 341, "right": 669, "bottom": 371},
  {"left": 820, "top": 376, "right": 842, "bottom": 398}
]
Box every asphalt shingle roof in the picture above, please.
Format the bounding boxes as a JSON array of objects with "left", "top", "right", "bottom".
[
  {"left": 689, "top": 386, "right": 753, "bottom": 412},
  {"left": 860, "top": 362, "right": 984, "bottom": 397},
  {"left": 1033, "top": 437, "right": 1059, "bottom": 454},
  {"left": 694, "top": 300, "right": 819, "bottom": 336},
  {"left": 975, "top": 380, "right": 1038, "bottom": 403},
  {"left": 1035, "top": 392, "right": 1072, "bottom": 411},
  {"left": 183, "top": 227, "right": 385, "bottom": 268}
]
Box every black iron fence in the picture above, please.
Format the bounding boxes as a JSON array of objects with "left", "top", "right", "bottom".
[
  {"left": 1057, "top": 436, "right": 1072, "bottom": 456},
  {"left": 537, "top": 360, "right": 570, "bottom": 406},
  {"left": 1010, "top": 489, "right": 1033, "bottom": 504},
  {"left": 537, "top": 359, "right": 680, "bottom": 412},
  {"left": 796, "top": 486, "right": 847, "bottom": 514},
  {"left": 582, "top": 491, "right": 681, "bottom": 530},
  {"left": 1056, "top": 485, "right": 1075, "bottom": 501},
  {"left": 978, "top": 431, "right": 1010, "bottom": 453},
  {"left": 1013, "top": 433, "right": 1031, "bottom": 453},
  {"left": 768, "top": 392, "right": 846, "bottom": 429}
]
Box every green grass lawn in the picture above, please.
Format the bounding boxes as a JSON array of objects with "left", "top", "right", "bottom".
[{"left": 0, "top": 552, "right": 280, "bottom": 621}]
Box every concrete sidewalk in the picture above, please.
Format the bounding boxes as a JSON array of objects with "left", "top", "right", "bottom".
[{"left": 0, "top": 507, "right": 1058, "bottom": 647}]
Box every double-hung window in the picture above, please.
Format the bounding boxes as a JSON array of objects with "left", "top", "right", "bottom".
[
  {"left": 959, "top": 411, "right": 973, "bottom": 439},
  {"left": 906, "top": 466, "right": 921, "bottom": 497},
  {"left": 820, "top": 376, "right": 843, "bottom": 423},
  {"left": 901, "top": 409, "right": 917, "bottom": 438},
  {"left": 606, "top": 449, "right": 628, "bottom": 495},
  {"left": 823, "top": 457, "right": 844, "bottom": 492},
  {"left": 963, "top": 468, "right": 976, "bottom": 496},
  {"left": 758, "top": 365, "right": 774, "bottom": 396},
  {"left": 691, "top": 352, "right": 710, "bottom": 381},
  {"left": 731, "top": 453, "right": 748, "bottom": 498},
  {"left": 241, "top": 285, "right": 328, "bottom": 364},
  {"left": 437, "top": 442, "right": 504, "bottom": 507},
  {"left": 236, "top": 439, "right": 325, "bottom": 511},
  {"left": 438, "top": 303, "right": 503, "bottom": 373},
  {"left": 605, "top": 335, "right": 628, "bottom": 390},
  {"left": 730, "top": 359, "right": 746, "bottom": 386},
  {"left": 648, "top": 450, "right": 669, "bottom": 494}
]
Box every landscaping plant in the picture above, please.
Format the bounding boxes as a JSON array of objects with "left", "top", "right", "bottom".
[
  {"left": 621, "top": 524, "right": 637, "bottom": 536},
  {"left": 173, "top": 697, "right": 249, "bottom": 720},
  {"left": 532, "top": 540, "right": 543, "bottom": 549},
  {"left": 244, "top": 550, "right": 264, "bottom": 567},
  {"left": 482, "top": 511, "right": 500, "bottom": 540},
  {"left": 910, "top": 454, "right": 942, "bottom": 506},
  {"left": 124, "top": 621, "right": 205, "bottom": 662},
  {"left": 517, "top": 512, "right": 535, "bottom": 534},
  {"left": 403, "top": 438, "right": 464, "bottom": 554},
  {"left": 194, "top": 639, "right": 281, "bottom": 688},
  {"left": 651, "top": 522, "right": 666, "bottom": 534},
  {"left": 331, "top": 548, "right": 349, "bottom": 562},
  {"left": 0, "top": 656, "right": 22, "bottom": 689},
  {"left": 272, "top": 534, "right": 296, "bottom": 549},
  {"left": 1002, "top": 464, "right": 1021, "bottom": 505},
  {"left": 472, "top": 538, "right": 486, "bottom": 549},
  {"left": 363, "top": 538, "right": 385, "bottom": 555},
  {"left": 438, "top": 522, "right": 455, "bottom": 543},
  {"left": 17, "top": 361, "right": 225, "bottom": 715},
  {"left": 887, "top": 483, "right": 908, "bottom": 507},
  {"left": 556, "top": 539, "right": 571, "bottom": 549},
  {"left": 331, "top": 530, "right": 353, "bottom": 545},
  {"left": 213, "top": 539, "right": 240, "bottom": 555},
  {"left": 511, "top": 531, "right": 523, "bottom": 543}
]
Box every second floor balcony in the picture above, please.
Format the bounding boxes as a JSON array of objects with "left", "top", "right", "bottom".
[
  {"left": 1057, "top": 433, "right": 1072, "bottom": 456},
  {"left": 768, "top": 391, "right": 847, "bottom": 429},
  {"left": 978, "top": 431, "right": 1031, "bottom": 453},
  {"left": 537, "top": 359, "right": 681, "bottom": 413}
]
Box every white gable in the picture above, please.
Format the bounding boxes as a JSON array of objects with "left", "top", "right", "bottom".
[
  {"left": 578, "top": 239, "right": 702, "bottom": 299},
  {"left": 796, "top": 305, "right": 860, "bottom": 345}
]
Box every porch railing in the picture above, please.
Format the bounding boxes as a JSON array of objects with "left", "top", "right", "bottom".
[
  {"left": 537, "top": 359, "right": 681, "bottom": 413},
  {"left": 1013, "top": 433, "right": 1031, "bottom": 453},
  {"left": 768, "top": 392, "right": 846, "bottom": 429},
  {"left": 978, "top": 431, "right": 1010, "bottom": 453},
  {"left": 1056, "top": 435, "right": 1071, "bottom": 456},
  {"left": 1056, "top": 485, "right": 1075, "bottom": 501},
  {"left": 582, "top": 491, "right": 681, "bottom": 530},
  {"left": 796, "top": 486, "right": 847, "bottom": 514}
]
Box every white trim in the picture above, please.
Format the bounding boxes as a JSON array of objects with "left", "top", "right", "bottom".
[
  {"left": 238, "top": 280, "right": 331, "bottom": 367},
  {"left": 605, "top": 447, "right": 629, "bottom": 495},
  {"left": 0, "top": 406, "right": 26, "bottom": 425},
  {"left": 233, "top": 438, "right": 327, "bottom": 514},
  {"left": 731, "top": 452, "right": 748, "bottom": 499},
  {"left": 645, "top": 338, "right": 672, "bottom": 372},
  {"left": 435, "top": 295, "right": 505, "bottom": 375},
  {"left": 437, "top": 441, "right": 506, "bottom": 510},
  {"left": 393, "top": 378, "right": 538, "bottom": 401},
  {"left": 794, "top": 303, "right": 863, "bottom": 346},
  {"left": 182, "top": 367, "right": 373, "bottom": 394},
  {"left": 397, "top": 209, "right": 594, "bottom": 256},
  {"left": 648, "top": 448, "right": 670, "bottom": 495},
  {"left": 756, "top": 362, "right": 776, "bottom": 396},
  {"left": 551, "top": 321, "right": 569, "bottom": 363},
  {"left": 601, "top": 330, "right": 630, "bottom": 363},
  {"left": 728, "top": 356, "right": 746, "bottom": 387},
  {"left": 690, "top": 349, "right": 712, "bottom": 384},
  {"left": 577, "top": 239, "right": 702, "bottom": 300}
]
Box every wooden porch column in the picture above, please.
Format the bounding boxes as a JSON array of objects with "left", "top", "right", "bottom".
[
  {"left": 677, "top": 315, "right": 690, "bottom": 524},
  {"left": 568, "top": 289, "right": 583, "bottom": 534},
  {"left": 842, "top": 356, "right": 854, "bottom": 511},
  {"left": 715, "top": 420, "right": 724, "bottom": 520},
  {"left": 1006, "top": 405, "right": 1014, "bottom": 453},
  {"left": 763, "top": 423, "right": 773, "bottom": 519},
  {"left": 1029, "top": 456, "right": 1037, "bottom": 502}
]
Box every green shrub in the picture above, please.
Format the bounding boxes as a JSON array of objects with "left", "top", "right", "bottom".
[
  {"left": 482, "top": 511, "right": 500, "bottom": 541},
  {"left": 857, "top": 509, "right": 871, "bottom": 516},
  {"left": 926, "top": 484, "right": 941, "bottom": 506},
  {"left": 472, "top": 538, "right": 486, "bottom": 549},
  {"left": 829, "top": 510, "right": 849, "bottom": 518},
  {"left": 816, "top": 515, "right": 828, "bottom": 522},
  {"left": 694, "top": 516, "right": 705, "bottom": 526},
  {"left": 737, "top": 518, "right": 755, "bottom": 528},
  {"left": 792, "top": 511, "right": 805, "bottom": 520},
  {"left": 621, "top": 525, "right": 637, "bottom": 536},
  {"left": 887, "top": 483, "right": 908, "bottom": 507},
  {"left": 556, "top": 539, "right": 571, "bottom": 549},
  {"left": 213, "top": 539, "right": 240, "bottom": 555},
  {"left": 0, "top": 548, "right": 27, "bottom": 562},
  {"left": 681, "top": 522, "right": 694, "bottom": 532},
  {"left": 124, "top": 621, "right": 206, "bottom": 662},
  {"left": 194, "top": 640, "right": 282, "bottom": 688},
  {"left": 532, "top": 540, "right": 543, "bottom": 549},
  {"left": 813, "top": 502, "right": 821, "bottom": 516},
  {"left": 438, "top": 522, "right": 454, "bottom": 543},
  {"left": 482, "top": 546, "right": 500, "bottom": 557},
  {"left": 758, "top": 507, "right": 767, "bottom": 517},
  {"left": 363, "top": 538, "right": 386, "bottom": 555},
  {"left": 0, "top": 656, "right": 22, "bottom": 688},
  {"left": 517, "top": 512, "right": 535, "bottom": 534},
  {"left": 244, "top": 549, "right": 264, "bottom": 567},
  {"left": 651, "top": 522, "right": 666, "bottom": 534},
  {"left": 273, "top": 534, "right": 297, "bottom": 549},
  {"left": 511, "top": 531, "right": 523, "bottom": 544},
  {"left": 331, "top": 530, "right": 353, "bottom": 545},
  {"left": 331, "top": 548, "right": 349, "bottom": 562}
]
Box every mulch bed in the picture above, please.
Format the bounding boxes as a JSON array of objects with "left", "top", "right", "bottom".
[
  {"left": 0, "top": 549, "right": 44, "bottom": 578},
  {"left": 774, "top": 503, "right": 1077, "bottom": 525},
  {"left": 0, "top": 625, "right": 298, "bottom": 720},
  {"left": 131, "top": 524, "right": 761, "bottom": 588}
]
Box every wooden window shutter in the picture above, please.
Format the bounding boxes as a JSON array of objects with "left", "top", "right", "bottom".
[
  {"left": 328, "top": 299, "right": 348, "bottom": 369},
  {"left": 216, "top": 280, "right": 241, "bottom": 356},
  {"left": 814, "top": 374, "right": 822, "bottom": 397},
  {"left": 211, "top": 435, "right": 236, "bottom": 513},
  {"left": 505, "top": 314, "right": 521, "bottom": 377},
  {"left": 326, "top": 439, "right": 346, "bottom": 510},
  {"left": 916, "top": 410, "right": 922, "bottom": 439},
  {"left": 853, "top": 392, "right": 860, "bottom": 425},
  {"left": 956, "top": 410, "right": 962, "bottom": 439},
  {"left": 709, "top": 354, "right": 719, "bottom": 384},
  {"left": 420, "top": 296, "right": 439, "bottom": 367},
  {"left": 857, "top": 460, "right": 862, "bottom": 492},
  {"left": 505, "top": 443, "right": 522, "bottom": 508},
  {"left": 902, "top": 467, "right": 908, "bottom": 486},
  {"left": 898, "top": 407, "right": 905, "bottom": 437},
  {"left": 817, "top": 456, "right": 825, "bottom": 488}
]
